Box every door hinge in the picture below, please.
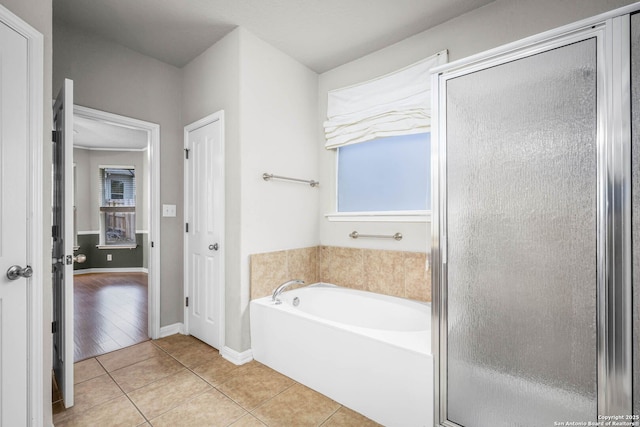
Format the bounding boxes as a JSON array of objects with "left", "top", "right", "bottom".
[
  {"left": 51, "top": 130, "right": 60, "bottom": 143},
  {"left": 184, "top": 148, "right": 190, "bottom": 159},
  {"left": 185, "top": 223, "right": 189, "bottom": 233},
  {"left": 52, "top": 321, "right": 58, "bottom": 334},
  {"left": 151, "top": 241, "right": 155, "bottom": 248},
  {"left": 52, "top": 225, "right": 59, "bottom": 239},
  {"left": 185, "top": 297, "right": 189, "bottom": 307}
]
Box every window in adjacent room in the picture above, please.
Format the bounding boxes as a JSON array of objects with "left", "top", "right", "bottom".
[{"left": 99, "top": 166, "right": 136, "bottom": 247}]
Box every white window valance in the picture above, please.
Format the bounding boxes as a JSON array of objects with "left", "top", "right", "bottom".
[{"left": 324, "top": 50, "right": 448, "bottom": 149}]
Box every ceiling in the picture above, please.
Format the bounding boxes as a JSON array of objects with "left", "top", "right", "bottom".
[
  {"left": 74, "top": 116, "right": 148, "bottom": 150},
  {"left": 53, "top": 0, "right": 494, "bottom": 73}
]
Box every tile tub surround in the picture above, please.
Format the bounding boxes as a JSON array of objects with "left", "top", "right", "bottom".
[
  {"left": 52, "top": 335, "right": 380, "bottom": 426},
  {"left": 250, "top": 247, "right": 319, "bottom": 300},
  {"left": 250, "top": 246, "right": 431, "bottom": 302}
]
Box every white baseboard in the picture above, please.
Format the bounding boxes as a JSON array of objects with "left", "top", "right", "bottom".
[
  {"left": 74, "top": 267, "right": 149, "bottom": 275},
  {"left": 159, "top": 323, "right": 184, "bottom": 337},
  {"left": 220, "top": 346, "right": 253, "bottom": 366}
]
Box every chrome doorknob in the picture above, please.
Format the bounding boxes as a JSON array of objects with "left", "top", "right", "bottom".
[
  {"left": 6, "top": 265, "right": 33, "bottom": 281},
  {"left": 209, "top": 243, "right": 219, "bottom": 251},
  {"left": 74, "top": 254, "right": 87, "bottom": 263}
]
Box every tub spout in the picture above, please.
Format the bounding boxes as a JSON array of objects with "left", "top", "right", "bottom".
[{"left": 272, "top": 280, "right": 304, "bottom": 304}]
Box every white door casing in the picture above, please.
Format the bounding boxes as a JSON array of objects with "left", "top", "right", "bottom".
[
  {"left": 184, "top": 111, "right": 225, "bottom": 350},
  {"left": 73, "top": 105, "right": 161, "bottom": 340},
  {"left": 52, "top": 78, "right": 74, "bottom": 407},
  {"left": 0, "top": 4, "right": 44, "bottom": 426}
]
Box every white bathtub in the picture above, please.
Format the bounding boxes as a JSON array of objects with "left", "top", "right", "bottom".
[{"left": 250, "top": 283, "right": 433, "bottom": 427}]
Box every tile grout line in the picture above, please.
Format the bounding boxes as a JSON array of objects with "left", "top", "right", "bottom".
[
  {"left": 94, "top": 343, "right": 187, "bottom": 424},
  {"left": 54, "top": 357, "right": 120, "bottom": 423},
  {"left": 97, "top": 356, "right": 150, "bottom": 424},
  {"left": 134, "top": 340, "right": 213, "bottom": 424},
  {"left": 155, "top": 341, "right": 303, "bottom": 426},
  {"left": 53, "top": 373, "right": 131, "bottom": 427},
  {"left": 146, "top": 339, "right": 257, "bottom": 426},
  {"left": 118, "top": 340, "right": 209, "bottom": 424},
  {"left": 318, "top": 405, "right": 343, "bottom": 427},
  {"left": 204, "top": 362, "right": 272, "bottom": 411},
  {"left": 68, "top": 336, "right": 372, "bottom": 426},
  {"left": 245, "top": 380, "right": 298, "bottom": 418},
  {"left": 146, "top": 339, "right": 248, "bottom": 423},
  {"left": 135, "top": 385, "right": 214, "bottom": 425},
  {"left": 164, "top": 337, "right": 364, "bottom": 425}
]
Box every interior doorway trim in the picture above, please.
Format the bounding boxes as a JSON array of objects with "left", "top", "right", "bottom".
[{"left": 74, "top": 105, "right": 161, "bottom": 339}]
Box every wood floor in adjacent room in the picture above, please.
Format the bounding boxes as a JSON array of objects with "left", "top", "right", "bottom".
[{"left": 74, "top": 272, "right": 149, "bottom": 362}]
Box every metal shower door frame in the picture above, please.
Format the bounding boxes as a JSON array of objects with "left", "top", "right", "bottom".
[{"left": 430, "top": 6, "right": 636, "bottom": 426}]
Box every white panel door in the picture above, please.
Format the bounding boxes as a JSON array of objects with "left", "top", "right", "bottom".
[
  {"left": 52, "top": 79, "right": 74, "bottom": 407},
  {"left": 185, "top": 112, "right": 225, "bottom": 349},
  {"left": 0, "top": 19, "right": 29, "bottom": 426}
]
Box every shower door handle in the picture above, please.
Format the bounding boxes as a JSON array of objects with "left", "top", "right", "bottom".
[{"left": 442, "top": 235, "right": 447, "bottom": 264}]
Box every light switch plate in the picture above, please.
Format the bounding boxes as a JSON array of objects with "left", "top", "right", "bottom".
[{"left": 162, "top": 204, "right": 177, "bottom": 217}]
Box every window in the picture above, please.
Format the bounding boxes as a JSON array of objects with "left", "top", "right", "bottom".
[
  {"left": 337, "top": 133, "right": 430, "bottom": 213},
  {"left": 99, "top": 167, "right": 136, "bottom": 247},
  {"left": 110, "top": 179, "right": 125, "bottom": 199},
  {"left": 323, "top": 51, "right": 447, "bottom": 222}
]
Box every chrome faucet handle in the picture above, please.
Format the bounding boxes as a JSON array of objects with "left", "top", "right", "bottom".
[{"left": 272, "top": 279, "right": 305, "bottom": 304}]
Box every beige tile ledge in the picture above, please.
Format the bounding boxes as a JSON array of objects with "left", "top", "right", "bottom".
[{"left": 250, "top": 245, "right": 431, "bottom": 302}]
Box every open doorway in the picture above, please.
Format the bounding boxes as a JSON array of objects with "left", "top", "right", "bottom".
[{"left": 71, "top": 105, "right": 160, "bottom": 361}]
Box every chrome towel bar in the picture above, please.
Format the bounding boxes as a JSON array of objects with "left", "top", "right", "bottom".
[
  {"left": 349, "top": 231, "right": 403, "bottom": 241},
  {"left": 262, "top": 173, "right": 319, "bottom": 187}
]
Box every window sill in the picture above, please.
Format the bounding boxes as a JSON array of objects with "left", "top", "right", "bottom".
[
  {"left": 96, "top": 244, "right": 138, "bottom": 250},
  {"left": 99, "top": 206, "right": 135, "bottom": 212},
  {"left": 325, "top": 211, "right": 431, "bottom": 223}
]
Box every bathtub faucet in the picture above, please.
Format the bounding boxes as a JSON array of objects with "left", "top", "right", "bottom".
[{"left": 272, "top": 279, "right": 304, "bottom": 305}]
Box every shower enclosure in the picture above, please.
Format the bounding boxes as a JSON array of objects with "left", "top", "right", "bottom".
[{"left": 431, "top": 5, "right": 639, "bottom": 426}]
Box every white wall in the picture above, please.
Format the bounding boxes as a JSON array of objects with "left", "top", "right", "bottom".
[
  {"left": 238, "top": 28, "right": 319, "bottom": 350},
  {"left": 182, "top": 28, "right": 243, "bottom": 351},
  {"left": 182, "top": 27, "right": 318, "bottom": 352},
  {"left": 53, "top": 22, "right": 184, "bottom": 326},
  {"left": 182, "top": 28, "right": 317, "bottom": 351},
  {"left": 317, "top": 0, "right": 638, "bottom": 253},
  {"left": 239, "top": 28, "right": 319, "bottom": 255}
]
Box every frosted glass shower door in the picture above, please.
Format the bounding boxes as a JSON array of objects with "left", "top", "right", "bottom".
[{"left": 443, "top": 39, "right": 598, "bottom": 425}]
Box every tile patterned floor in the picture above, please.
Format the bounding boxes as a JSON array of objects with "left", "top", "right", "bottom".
[{"left": 53, "top": 334, "right": 380, "bottom": 426}]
